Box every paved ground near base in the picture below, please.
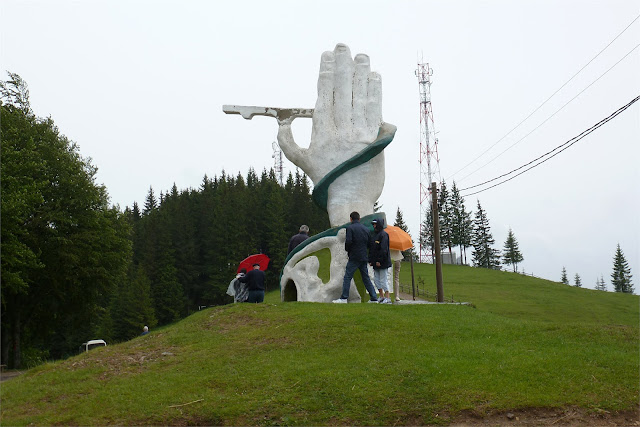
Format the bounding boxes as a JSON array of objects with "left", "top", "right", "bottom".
[
  {"left": 0, "top": 370, "right": 24, "bottom": 382},
  {"left": 394, "top": 291, "right": 471, "bottom": 305}
]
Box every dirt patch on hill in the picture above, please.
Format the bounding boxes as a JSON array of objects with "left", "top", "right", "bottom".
[{"left": 451, "top": 407, "right": 639, "bottom": 426}]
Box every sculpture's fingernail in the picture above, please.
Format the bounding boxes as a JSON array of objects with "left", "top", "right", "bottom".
[
  {"left": 320, "top": 51, "right": 335, "bottom": 72},
  {"left": 334, "top": 43, "right": 350, "bottom": 55},
  {"left": 321, "top": 51, "right": 335, "bottom": 62},
  {"left": 355, "top": 54, "right": 370, "bottom": 65}
]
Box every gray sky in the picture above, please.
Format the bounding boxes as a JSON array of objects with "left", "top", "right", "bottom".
[{"left": 2, "top": 0, "right": 638, "bottom": 290}]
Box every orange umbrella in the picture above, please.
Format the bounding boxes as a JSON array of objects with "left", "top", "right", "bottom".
[{"left": 385, "top": 225, "right": 413, "bottom": 251}]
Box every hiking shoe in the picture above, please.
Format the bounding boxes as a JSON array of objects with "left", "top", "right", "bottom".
[{"left": 332, "top": 298, "right": 348, "bottom": 304}]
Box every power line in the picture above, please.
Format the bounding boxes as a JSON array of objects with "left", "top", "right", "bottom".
[
  {"left": 447, "top": 13, "right": 640, "bottom": 182},
  {"left": 457, "top": 42, "right": 640, "bottom": 184},
  {"left": 459, "top": 94, "right": 640, "bottom": 197}
]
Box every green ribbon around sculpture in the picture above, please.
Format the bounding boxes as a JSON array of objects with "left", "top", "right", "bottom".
[
  {"left": 280, "top": 123, "right": 396, "bottom": 294},
  {"left": 311, "top": 122, "right": 397, "bottom": 211}
]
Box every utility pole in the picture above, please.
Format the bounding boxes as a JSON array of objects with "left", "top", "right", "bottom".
[{"left": 431, "top": 182, "right": 444, "bottom": 302}]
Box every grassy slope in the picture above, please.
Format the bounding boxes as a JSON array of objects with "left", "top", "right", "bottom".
[{"left": 1, "top": 264, "right": 638, "bottom": 426}]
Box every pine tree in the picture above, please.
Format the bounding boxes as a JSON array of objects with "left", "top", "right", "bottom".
[
  {"left": 393, "top": 207, "right": 413, "bottom": 258},
  {"left": 143, "top": 186, "right": 157, "bottom": 215},
  {"left": 502, "top": 228, "right": 524, "bottom": 272},
  {"left": 287, "top": 169, "right": 313, "bottom": 235},
  {"left": 561, "top": 267, "right": 569, "bottom": 285},
  {"left": 109, "top": 265, "right": 157, "bottom": 341},
  {"left": 599, "top": 275, "right": 607, "bottom": 291},
  {"left": 394, "top": 207, "right": 409, "bottom": 232},
  {"left": 450, "top": 182, "right": 472, "bottom": 265},
  {"left": 471, "top": 200, "right": 501, "bottom": 269},
  {"left": 574, "top": 273, "right": 582, "bottom": 288},
  {"left": 439, "top": 181, "right": 454, "bottom": 261},
  {"left": 611, "top": 244, "right": 634, "bottom": 293},
  {"left": 419, "top": 184, "right": 446, "bottom": 264},
  {"left": 131, "top": 202, "right": 141, "bottom": 221},
  {"left": 595, "top": 275, "right": 607, "bottom": 291},
  {"left": 419, "top": 203, "right": 435, "bottom": 261}
]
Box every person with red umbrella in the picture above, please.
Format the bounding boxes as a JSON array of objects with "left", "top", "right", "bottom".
[
  {"left": 238, "top": 263, "right": 266, "bottom": 303},
  {"left": 237, "top": 254, "right": 270, "bottom": 273}
]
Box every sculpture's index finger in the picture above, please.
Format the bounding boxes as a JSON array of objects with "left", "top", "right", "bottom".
[
  {"left": 314, "top": 50, "right": 336, "bottom": 140},
  {"left": 353, "top": 53, "right": 370, "bottom": 140},
  {"left": 319, "top": 50, "right": 335, "bottom": 73},
  {"left": 333, "top": 44, "right": 354, "bottom": 141}
]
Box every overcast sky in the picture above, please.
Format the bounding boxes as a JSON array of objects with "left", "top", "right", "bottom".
[{"left": 2, "top": 0, "right": 638, "bottom": 290}]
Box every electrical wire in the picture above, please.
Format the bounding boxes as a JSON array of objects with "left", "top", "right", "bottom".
[
  {"left": 456, "top": 42, "right": 640, "bottom": 184},
  {"left": 459, "top": 94, "right": 640, "bottom": 197},
  {"left": 458, "top": 43, "right": 640, "bottom": 184},
  {"left": 447, "top": 13, "right": 640, "bottom": 182}
]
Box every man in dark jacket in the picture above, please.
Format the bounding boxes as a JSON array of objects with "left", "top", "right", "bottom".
[
  {"left": 238, "top": 263, "right": 266, "bottom": 303},
  {"left": 370, "top": 218, "right": 392, "bottom": 304},
  {"left": 333, "top": 211, "right": 378, "bottom": 303},
  {"left": 288, "top": 225, "right": 310, "bottom": 254}
]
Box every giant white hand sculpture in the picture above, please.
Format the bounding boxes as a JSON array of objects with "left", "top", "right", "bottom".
[
  {"left": 277, "top": 44, "right": 396, "bottom": 226},
  {"left": 223, "top": 44, "right": 396, "bottom": 302}
]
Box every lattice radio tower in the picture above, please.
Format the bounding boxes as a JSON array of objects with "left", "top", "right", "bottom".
[
  {"left": 416, "top": 61, "right": 441, "bottom": 263},
  {"left": 272, "top": 141, "right": 284, "bottom": 186}
]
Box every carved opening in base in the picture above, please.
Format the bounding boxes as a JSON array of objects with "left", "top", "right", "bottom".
[{"left": 283, "top": 279, "right": 298, "bottom": 302}]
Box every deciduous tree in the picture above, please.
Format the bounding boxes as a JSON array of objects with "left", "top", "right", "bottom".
[{"left": 1, "top": 74, "right": 130, "bottom": 367}]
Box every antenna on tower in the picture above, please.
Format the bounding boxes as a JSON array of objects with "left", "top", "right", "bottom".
[
  {"left": 272, "top": 141, "right": 284, "bottom": 186},
  {"left": 416, "top": 60, "right": 441, "bottom": 263}
]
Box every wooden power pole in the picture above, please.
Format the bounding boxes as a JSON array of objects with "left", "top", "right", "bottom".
[{"left": 431, "top": 182, "right": 444, "bottom": 302}]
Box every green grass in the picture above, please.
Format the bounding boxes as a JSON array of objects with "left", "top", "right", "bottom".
[
  {"left": 1, "top": 263, "right": 638, "bottom": 425},
  {"left": 406, "top": 263, "right": 638, "bottom": 325}
]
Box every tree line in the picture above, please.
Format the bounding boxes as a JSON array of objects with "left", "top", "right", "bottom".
[
  {"left": 418, "top": 181, "right": 522, "bottom": 271},
  {"left": 561, "top": 244, "right": 634, "bottom": 293},
  {"left": 0, "top": 74, "right": 329, "bottom": 368},
  {"left": 420, "top": 180, "right": 634, "bottom": 293}
]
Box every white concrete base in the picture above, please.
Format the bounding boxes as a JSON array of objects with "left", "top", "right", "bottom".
[{"left": 280, "top": 229, "right": 376, "bottom": 303}]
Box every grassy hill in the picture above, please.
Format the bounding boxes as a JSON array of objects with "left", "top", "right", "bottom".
[{"left": 1, "top": 263, "right": 638, "bottom": 426}]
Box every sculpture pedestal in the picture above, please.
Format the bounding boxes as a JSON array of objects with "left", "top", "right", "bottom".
[{"left": 280, "top": 213, "right": 385, "bottom": 303}]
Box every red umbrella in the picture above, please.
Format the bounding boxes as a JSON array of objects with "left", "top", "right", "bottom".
[{"left": 237, "top": 254, "right": 270, "bottom": 273}]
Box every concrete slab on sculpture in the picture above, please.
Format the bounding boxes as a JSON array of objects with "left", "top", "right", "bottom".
[
  {"left": 224, "top": 43, "right": 396, "bottom": 303},
  {"left": 281, "top": 229, "right": 360, "bottom": 303},
  {"left": 280, "top": 214, "right": 385, "bottom": 303}
]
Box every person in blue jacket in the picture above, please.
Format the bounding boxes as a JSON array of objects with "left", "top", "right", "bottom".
[
  {"left": 369, "top": 218, "right": 392, "bottom": 304},
  {"left": 333, "top": 211, "right": 379, "bottom": 303}
]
